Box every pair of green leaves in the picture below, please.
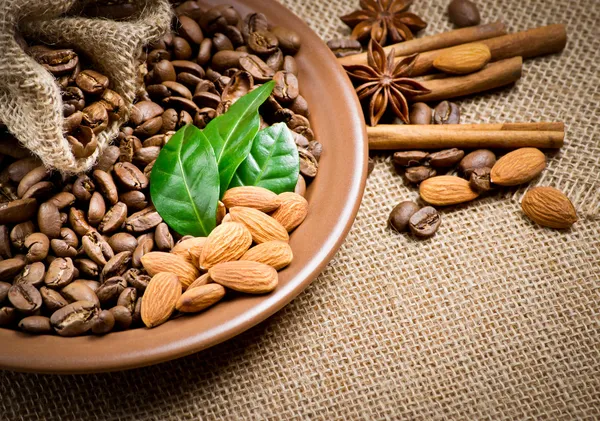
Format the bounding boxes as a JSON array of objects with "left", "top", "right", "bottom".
[{"left": 150, "top": 81, "right": 300, "bottom": 237}]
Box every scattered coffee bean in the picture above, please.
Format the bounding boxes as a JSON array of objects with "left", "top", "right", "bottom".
[
  {"left": 433, "top": 101, "right": 460, "bottom": 125},
  {"left": 327, "top": 38, "right": 362, "bottom": 58},
  {"left": 458, "top": 149, "right": 496, "bottom": 176},
  {"left": 448, "top": 0, "right": 481, "bottom": 28},
  {"left": 405, "top": 166, "right": 437, "bottom": 184},
  {"left": 469, "top": 167, "right": 492, "bottom": 193},
  {"left": 50, "top": 300, "right": 98, "bottom": 336},
  {"left": 8, "top": 283, "right": 42, "bottom": 314},
  {"left": 409, "top": 206, "right": 441, "bottom": 238},
  {"left": 393, "top": 151, "right": 429, "bottom": 167},
  {"left": 91, "top": 309, "right": 115, "bottom": 335},
  {"left": 18, "top": 315, "right": 52, "bottom": 334},
  {"left": 427, "top": 148, "right": 465, "bottom": 169},
  {"left": 409, "top": 103, "right": 433, "bottom": 125},
  {"left": 389, "top": 201, "right": 420, "bottom": 233}
]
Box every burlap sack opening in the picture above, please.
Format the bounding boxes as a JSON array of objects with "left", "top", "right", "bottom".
[{"left": 0, "top": 0, "right": 172, "bottom": 174}]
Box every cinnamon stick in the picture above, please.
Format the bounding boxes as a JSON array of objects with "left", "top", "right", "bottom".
[
  {"left": 412, "top": 56, "right": 522, "bottom": 102},
  {"left": 338, "top": 21, "right": 507, "bottom": 67},
  {"left": 367, "top": 124, "right": 565, "bottom": 150}
]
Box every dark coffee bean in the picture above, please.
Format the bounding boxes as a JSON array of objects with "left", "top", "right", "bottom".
[
  {"left": 171, "top": 60, "right": 205, "bottom": 78},
  {"left": 61, "top": 281, "right": 100, "bottom": 308},
  {"left": 211, "top": 50, "right": 248, "bottom": 73},
  {"left": 132, "top": 234, "right": 154, "bottom": 268},
  {"left": 405, "top": 166, "right": 437, "bottom": 184},
  {"left": 0, "top": 307, "right": 18, "bottom": 326},
  {"left": 205, "top": 67, "right": 222, "bottom": 82},
  {"left": 307, "top": 140, "right": 322, "bottom": 162},
  {"left": 93, "top": 170, "right": 119, "bottom": 205},
  {"left": 327, "top": 38, "right": 362, "bottom": 58},
  {"left": 162, "top": 96, "right": 200, "bottom": 116},
  {"left": 63, "top": 111, "right": 83, "bottom": 134},
  {"left": 22, "top": 181, "right": 54, "bottom": 200},
  {"left": 10, "top": 221, "right": 35, "bottom": 249},
  {"left": 133, "top": 146, "right": 161, "bottom": 167},
  {"left": 29, "top": 46, "right": 79, "bottom": 75},
  {"left": 50, "top": 300, "right": 98, "bottom": 336},
  {"left": 82, "top": 231, "right": 114, "bottom": 266},
  {"left": 213, "top": 32, "right": 234, "bottom": 52},
  {"left": 147, "top": 83, "right": 171, "bottom": 100},
  {"left": 73, "top": 174, "right": 95, "bottom": 201},
  {"left": 177, "top": 15, "right": 204, "bottom": 44},
  {"left": 393, "top": 151, "right": 429, "bottom": 167},
  {"left": 70, "top": 280, "right": 100, "bottom": 293},
  {"left": 199, "top": 6, "right": 228, "bottom": 34},
  {"left": 270, "top": 26, "right": 301, "bottom": 55},
  {"left": 82, "top": 102, "right": 109, "bottom": 134},
  {"left": 74, "top": 259, "right": 100, "bottom": 279},
  {"left": 265, "top": 48, "right": 284, "bottom": 71},
  {"left": 143, "top": 160, "right": 156, "bottom": 179},
  {"left": 448, "top": 0, "right": 481, "bottom": 27},
  {"left": 0, "top": 281, "right": 9, "bottom": 303},
  {"left": 91, "top": 309, "right": 115, "bottom": 335},
  {"left": 94, "top": 145, "right": 120, "bottom": 172},
  {"left": 108, "top": 233, "right": 138, "bottom": 254},
  {"left": 193, "top": 91, "right": 221, "bottom": 109},
  {"left": 272, "top": 71, "right": 299, "bottom": 103},
  {"left": 172, "top": 36, "right": 193, "bottom": 60},
  {"left": 50, "top": 239, "right": 77, "bottom": 258},
  {"left": 197, "top": 38, "right": 213, "bottom": 66},
  {"left": 389, "top": 201, "right": 420, "bottom": 233},
  {"left": 146, "top": 49, "right": 172, "bottom": 69},
  {"left": 60, "top": 227, "right": 78, "bottom": 248},
  {"left": 433, "top": 101, "right": 460, "bottom": 125},
  {"left": 298, "top": 148, "right": 318, "bottom": 179},
  {"left": 286, "top": 114, "right": 310, "bottom": 132},
  {"left": 15, "top": 262, "right": 46, "bottom": 287},
  {"left": 118, "top": 191, "right": 148, "bottom": 213},
  {"left": 48, "top": 192, "right": 76, "bottom": 210},
  {"left": 101, "top": 89, "right": 126, "bottom": 121},
  {"left": 117, "top": 287, "right": 137, "bottom": 313},
  {"left": 223, "top": 25, "right": 244, "bottom": 47},
  {"left": 125, "top": 206, "right": 162, "bottom": 233},
  {"left": 0, "top": 132, "right": 32, "bottom": 159},
  {"left": 242, "top": 12, "right": 268, "bottom": 40},
  {"left": 18, "top": 315, "right": 52, "bottom": 334},
  {"left": 88, "top": 191, "right": 106, "bottom": 227},
  {"left": 69, "top": 208, "right": 92, "bottom": 237},
  {"left": 124, "top": 268, "right": 151, "bottom": 293},
  {"left": 118, "top": 135, "right": 141, "bottom": 163},
  {"left": 113, "top": 162, "right": 148, "bottom": 191},
  {"left": 247, "top": 30, "right": 279, "bottom": 55},
  {"left": 281, "top": 56, "right": 297, "bottom": 76},
  {"left": 175, "top": 1, "right": 203, "bottom": 19},
  {"left": 162, "top": 81, "right": 193, "bottom": 100},
  {"left": 40, "top": 286, "right": 68, "bottom": 312},
  {"left": 17, "top": 166, "right": 49, "bottom": 198},
  {"left": 8, "top": 283, "right": 42, "bottom": 314},
  {"left": 38, "top": 202, "right": 61, "bottom": 239},
  {"left": 160, "top": 108, "right": 178, "bottom": 133},
  {"left": 134, "top": 115, "right": 163, "bottom": 138},
  {"left": 177, "top": 72, "right": 204, "bottom": 89},
  {"left": 409, "top": 206, "right": 441, "bottom": 238},
  {"left": 459, "top": 149, "right": 497, "bottom": 176},
  {"left": 289, "top": 95, "right": 309, "bottom": 118},
  {"left": 110, "top": 305, "right": 132, "bottom": 330},
  {"left": 155, "top": 223, "right": 174, "bottom": 251},
  {"left": 427, "top": 148, "right": 465, "bottom": 169},
  {"left": 96, "top": 276, "right": 127, "bottom": 306},
  {"left": 24, "top": 232, "right": 49, "bottom": 262},
  {"left": 44, "top": 257, "right": 75, "bottom": 289},
  {"left": 239, "top": 55, "right": 275, "bottom": 82},
  {"left": 469, "top": 167, "right": 492, "bottom": 193},
  {"left": 101, "top": 251, "right": 131, "bottom": 281},
  {"left": 410, "top": 103, "right": 433, "bottom": 125},
  {"left": 143, "top": 134, "right": 166, "bottom": 148},
  {"left": 7, "top": 157, "right": 42, "bottom": 183},
  {"left": 76, "top": 70, "right": 109, "bottom": 95},
  {"left": 194, "top": 107, "right": 216, "bottom": 129},
  {"left": 130, "top": 101, "right": 164, "bottom": 126},
  {"left": 63, "top": 86, "right": 85, "bottom": 111},
  {"left": 0, "top": 198, "right": 38, "bottom": 225}
]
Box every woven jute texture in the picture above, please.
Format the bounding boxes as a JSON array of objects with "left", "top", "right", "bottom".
[
  {"left": 1, "top": 0, "right": 599, "bottom": 419},
  {"left": 0, "top": 0, "right": 171, "bottom": 174}
]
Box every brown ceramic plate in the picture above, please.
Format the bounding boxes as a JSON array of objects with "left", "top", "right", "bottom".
[{"left": 0, "top": 0, "right": 367, "bottom": 374}]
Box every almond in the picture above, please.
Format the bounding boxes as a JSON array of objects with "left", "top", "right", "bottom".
[
  {"left": 171, "top": 237, "right": 206, "bottom": 265},
  {"left": 521, "top": 186, "right": 577, "bottom": 229},
  {"left": 491, "top": 148, "right": 546, "bottom": 186},
  {"left": 140, "top": 252, "right": 199, "bottom": 288},
  {"left": 176, "top": 283, "right": 225, "bottom": 313},
  {"left": 229, "top": 206, "right": 289, "bottom": 243},
  {"left": 419, "top": 176, "right": 479, "bottom": 206},
  {"left": 199, "top": 222, "right": 252, "bottom": 270},
  {"left": 188, "top": 273, "right": 212, "bottom": 289},
  {"left": 216, "top": 201, "right": 226, "bottom": 224},
  {"left": 209, "top": 261, "right": 278, "bottom": 294},
  {"left": 241, "top": 241, "right": 293, "bottom": 270},
  {"left": 433, "top": 43, "right": 491, "bottom": 75},
  {"left": 141, "top": 272, "right": 182, "bottom": 328},
  {"left": 270, "top": 192, "right": 308, "bottom": 232},
  {"left": 222, "top": 186, "right": 280, "bottom": 212}
]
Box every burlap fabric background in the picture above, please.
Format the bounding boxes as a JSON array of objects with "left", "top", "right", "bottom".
[
  {"left": 0, "top": 0, "right": 171, "bottom": 173},
  {"left": 1, "top": 0, "right": 599, "bottom": 419}
]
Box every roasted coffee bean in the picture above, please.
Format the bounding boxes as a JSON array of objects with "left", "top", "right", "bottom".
[
  {"left": 239, "top": 55, "right": 275, "bottom": 83},
  {"left": 175, "top": 0, "right": 203, "bottom": 19},
  {"left": 124, "top": 268, "right": 151, "bottom": 292},
  {"left": 389, "top": 201, "right": 421, "bottom": 233},
  {"left": 459, "top": 149, "right": 496, "bottom": 176},
  {"left": 93, "top": 170, "right": 118, "bottom": 205},
  {"left": 143, "top": 134, "right": 166, "bottom": 148},
  {"left": 8, "top": 283, "right": 42, "bottom": 314},
  {"left": 91, "top": 309, "right": 115, "bottom": 335},
  {"left": 117, "top": 287, "right": 137, "bottom": 313},
  {"left": 205, "top": 67, "right": 222, "bottom": 82},
  {"left": 196, "top": 38, "right": 213, "bottom": 66},
  {"left": 448, "top": 0, "right": 481, "bottom": 27},
  {"left": 162, "top": 96, "right": 199, "bottom": 116},
  {"left": 24, "top": 232, "right": 50, "bottom": 262},
  {"left": 88, "top": 191, "right": 107, "bottom": 227},
  {"left": 59, "top": 227, "right": 77, "bottom": 248},
  {"left": 292, "top": 124, "right": 314, "bottom": 141},
  {"left": 405, "top": 166, "right": 437, "bottom": 184},
  {"left": 282, "top": 55, "right": 298, "bottom": 76},
  {"left": 292, "top": 131, "right": 310, "bottom": 149},
  {"left": 132, "top": 234, "right": 154, "bottom": 268},
  {"left": 193, "top": 91, "right": 221, "bottom": 109},
  {"left": 224, "top": 25, "right": 244, "bottom": 47},
  {"left": 29, "top": 46, "right": 78, "bottom": 75},
  {"left": 143, "top": 160, "right": 156, "bottom": 179},
  {"left": 327, "top": 38, "right": 362, "bottom": 58},
  {"left": 409, "top": 206, "right": 441, "bottom": 238},
  {"left": 0, "top": 132, "right": 31, "bottom": 159},
  {"left": 221, "top": 71, "right": 253, "bottom": 102},
  {"left": 74, "top": 259, "right": 100, "bottom": 279},
  {"left": 133, "top": 146, "right": 161, "bottom": 166},
  {"left": 82, "top": 102, "right": 109, "bottom": 134},
  {"left": 108, "top": 233, "right": 138, "bottom": 254},
  {"left": 38, "top": 202, "right": 61, "bottom": 238},
  {"left": 70, "top": 279, "right": 100, "bottom": 293},
  {"left": 433, "top": 101, "right": 460, "bottom": 125},
  {"left": 63, "top": 111, "right": 83, "bottom": 134},
  {"left": 194, "top": 107, "right": 216, "bottom": 129},
  {"left": 73, "top": 174, "right": 95, "bottom": 201},
  {"left": 162, "top": 80, "right": 193, "bottom": 100},
  {"left": 96, "top": 276, "right": 127, "bottom": 306},
  {"left": 76, "top": 70, "right": 109, "bottom": 95},
  {"left": 393, "top": 151, "right": 429, "bottom": 167},
  {"left": 22, "top": 181, "right": 54, "bottom": 200},
  {"left": 63, "top": 86, "right": 85, "bottom": 112},
  {"left": 299, "top": 148, "right": 318, "bottom": 179},
  {"left": 101, "top": 251, "right": 131, "bottom": 281},
  {"left": 7, "top": 157, "right": 42, "bottom": 183},
  {"left": 199, "top": 6, "right": 228, "bottom": 34},
  {"left": 146, "top": 49, "right": 171, "bottom": 68},
  {"left": 469, "top": 167, "right": 492, "bottom": 193},
  {"left": 101, "top": 89, "right": 126, "bottom": 121},
  {"left": 173, "top": 36, "right": 194, "bottom": 60},
  {"left": 270, "top": 26, "right": 301, "bottom": 55},
  {"left": 19, "top": 315, "right": 52, "bottom": 334},
  {"left": 61, "top": 281, "right": 100, "bottom": 307},
  {"left": 95, "top": 145, "right": 120, "bottom": 172},
  {"left": 15, "top": 262, "right": 46, "bottom": 287},
  {"left": 50, "top": 300, "right": 98, "bottom": 336},
  {"left": 119, "top": 190, "right": 148, "bottom": 212},
  {"left": 48, "top": 192, "right": 76, "bottom": 210},
  {"left": 118, "top": 135, "right": 141, "bottom": 163},
  {"left": 427, "top": 148, "right": 465, "bottom": 169},
  {"left": 171, "top": 60, "right": 205, "bottom": 78},
  {"left": 177, "top": 71, "right": 204, "bottom": 89},
  {"left": 272, "top": 71, "right": 299, "bottom": 103},
  {"left": 242, "top": 12, "right": 269, "bottom": 39},
  {"left": 410, "top": 103, "right": 433, "bottom": 125},
  {"left": 247, "top": 30, "right": 279, "bottom": 56},
  {"left": 265, "top": 48, "right": 284, "bottom": 71},
  {"left": 307, "top": 140, "right": 322, "bottom": 162},
  {"left": 125, "top": 206, "right": 162, "bottom": 233},
  {"left": 69, "top": 208, "right": 93, "bottom": 237},
  {"left": 50, "top": 238, "right": 77, "bottom": 258},
  {"left": 211, "top": 50, "right": 248, "bottom": 73},
  {"left": 160, "top": 108, "right": 178, "bottom": 133},
  {"left": 40, "top": 286, "right": 68, "bottom": 312},
  {"left": 287, "top": 114, "right": 310, "bottom": 132},
  {"left": 10, "top": 221, "right": 35, "bottom": 249},
  {"left": 110, "top": 305, "right": 132, "bottom": 330},
  {"left": 17, "top": 166, "right": 49, "bottom": 198},
  {"left": 82, "top": 231, "right": 114, "bottom": 266},
  {"left": 147, "top": 83, "right": 171, "bottom": 100},
  {"left": 0, "top": 198, "right": 38, "bottom": 225},
  {"left": 0, "top": 307, "right": 18, "bottom": 326},
  {"left": 215, "top": 4, "right": 241, "bottom": 26},
  {"left": 154, "top": 223, "right": 174, "bottom": 251},
  {"left": 132, "top": 297, "right": 143, "bottom": 326},
  {"left": 130, "top": 101, "right": 164, "bottom": 126},
  {"left": 0, "top": 281, "right": 9, "bottom": 303},
  {"left": 212, "top": 32, "right": 234, "bottom": 52},
  {"left": 44, "top": 257, "right": 75, "bottom": 289},
  {"left": 177, "top": 15, "right": 204, "bottom": 44},
  {"left": 0, "top": 225, "right": 10, "bottom": 259},
  {"left": 134, "top": 116, "right": 163, "bottom": 137}
]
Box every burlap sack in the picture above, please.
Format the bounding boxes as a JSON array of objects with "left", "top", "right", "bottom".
[{"left": 0, "top": 0, "right": 172, "bottom": 174}]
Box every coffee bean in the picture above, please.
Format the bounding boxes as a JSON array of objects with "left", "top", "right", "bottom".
[
  {"left": 76, "top": 70, "right": 109, "bottom": 95},
  {"left": 131, "top": 297, "right": 143, "bottom": 326},
  {"left": 67, "top": 127, "right": 97, "bottom": 159},
  {"left": 7, "top": 157, "right": 42, "bottom": 183},
  {"left": 177, "top": 15, "right": 204, "bottom": 44},
  {"left": 154, "top": 222, "right": 174, "bottom": 251},
  {"left": 162, "top": 80, "right": 193, "bottom": 100},
  {"left": 72, "top": 175, "right": 95, "bottom": 202},
  {"left": 93, "top": 170, "right": 119, "bottom": 205},
  {"left": 289, "top": 95, "right": 309, "bottom": 118},
  {"left": 175, "top": 0, "right": 203, "bottom": 19},
  {"left": 212, "top": 33, "right": 233, "bottom": 52},
  {"left": 0, "top": 257, "right": 26, "bottom": 281},
  {"left": 307, "top": 140, "right": 322, "bottom": 162},
  {"left": 272, "top": 71, "right": 299, "bottom": 103},
  {"left": 61, "top": 280, "right": 100, "bottom": 307},
  {"left": 95, "top": 145, "right": 120, "bottom": 172},
  {"left": 448, "top": 0, "right": 481, "bottom": 27},
  {"left": 409, "top": 206, "right": 441, "bottom": 238},
  {"left": 50, "top": 239, "right": 77, "bottom": 258},
  {"left": 82, "top": 102, "right": 109, "bottom": 134},
  {"left": 200, "top": 6, "right": 228, "bottom": 34},
  {"left": 74, "top": 259, "right": 100, "bottom": 279},
  {"left": 134, "top": 116, "right": 163, "bottom": 138},
  {"left": 298, "top": 148, "right": 318, "bottom": 179},
  {"left": 283, "top": 55, "right": 298, "bottom": 75},
  {"left": 124, "top": 268, "right": 151, "bottom": 292},
  {"left": 459, "top": 149, "right": 496, "bottom": 176},
  {"left": 118, "top": 190, "right": 148, "bottom": 212},
  {"left": 21, "top": 181, "right": 54, "bottom": 200},
  {"left": 44, "top": 257, "right": 75, "bottom": 289},
  {"left": 69, "top": 208, "right": 93, "bottom": 237},
  {"left": 17, "top": 166, "right": 49, "bottom": 198},
  {"left": 40, "top": 286, "right": 68, "bottom": 313},
  {"left": 242, "top": 12, "right": 268, "bottom": 40},
  {"left": 410, "top": 103, "right": 433, "bottom": 125},
  {"left": 389, "top": 201, "right": 421, "bottom": 233},
  {"left": 110, "top": 305, "right": 132, "bottom": 330},
  {"left": 24, "top": 232, "right": 49, "bottom": 262},
  {"left": 50, "top": 300, "right": 98, "bottom": 336},
  {"left": 433, "top": 101, "right": 460, "bottom": 125},
  {"left": 393, "top": 151, "right": 429, "bottom": 167},
  {"left": 0, "top": 281, "right": 10, "bottom": 303},
  {"left": 10, "top": 221, "right": 35, "bottom": 249},
  {"left": 427, "top": 148, "right": 465, "bottom": 169},
  {"left": 265, "top": 48, "right": 284, "bottom": 71},
  {"left": 196, "top": 38, "right": 213, "bottom": 66},
  {"left": 91, "top": 309, "right": 115, "bottom": 335},
  {"left": 239, "top": 55, "right": 275, "bottom": 83},
  {"left": 82, "top": 231, "right": 114, "bottom": 266},
  {"left": 96, "top": 276, "right": 127, "bottom": 306},
  {"left": 130, "top": 101, "right": 164, "bottom": 126},
  {"left": 327, "top": 38, "right": 362, "bottom": 58},
  {"left": 223, "top": 25, "right": 244, "bottom": 47},
  {"left": 132, "top": 233, "right": 154, "bottom": 268},
  {"left": 117, "top": 287, "right": 137, "bottom": 313},
  {"left": 405, "top": 166, "right": 437, "bottom": 184},
  {"left": 15, "top": 262, "right": 46, "bottom": 287},
  {"left": 247, "top": 30, "right": 279, "bottom": 56},
  {"left": 18, "top": 315, "right": 52, "bottom": 334},
  {"left": 125, "top": 206, "right": 162, "bottom": 233},
  {"left": 8, "top": 283, "right": 42, "bottom": 314},
  {"left": 99, "top": 202, "right": 128, "bottom": 234},
  {"left": 0, "top": 225, "right": 10, "bottom": 259},
  {"left": 101, "top": 251, "right": 131, "bottom": 281},
  {"left": 0, "top": 307, "right": 18, "bottom": 326},
  {"left": 87, "top": 191, "right": 107, "bottom": 227},
  {"left": 63, "top": 111, "right": 83, "bottom": 134},
  {"left": 37, "top": 202, "right": 61, "bottom": 239},
  {"left": 48, "top": 192, "right": 76, "bottom": 210},
  {"left": 469, "top": 167, "right": 492, "bottom": 193},
  {"left": 101, "top": 89, "right": 126, "bottom": 121}
]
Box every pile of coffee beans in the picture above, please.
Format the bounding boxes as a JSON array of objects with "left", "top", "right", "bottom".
[{"left": 0, "top": 2, "right": 318, "bottom": 336}]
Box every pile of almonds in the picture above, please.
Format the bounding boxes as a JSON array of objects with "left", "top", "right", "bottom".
[{"left": 139, "top": 186, "right": 307, "bottom": 329}]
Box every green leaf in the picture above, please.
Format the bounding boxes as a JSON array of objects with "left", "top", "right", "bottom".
[
  {"left": 204, "top": 81, "right": 275, "bottom": 197},
  {"left": 229, "top": 123, "right": 299, "bottom": 194},
  {"left": 150, "top": 124, "right": 219, "bottom": 237}
]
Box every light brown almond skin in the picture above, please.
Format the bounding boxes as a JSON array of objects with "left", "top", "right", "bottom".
[
  {"left": 433, "top": 43, "right": 491, "bottom": 75},
  {"left": 199, "top": 222, "right": 252, "bottom": 270},
  {"left": 229, "top": 206, "right": 289, "bottom": 243},
  {"left": 171, "top": 237, "right": 206, "bottom": 265},
  {"left": 419, "top": 176, "right": 480, "bottom": 206},
  {"left": 187, "top": 273, "right": 212, "bottom": 289},
  {"left": 241, "top": 241, "right": 293, "bottom": 270},
  {"left": 140, "top": 252, "right": 199, "bottom": 289},
  {"left": 175, "top": 283, "right": 225, "bottom": 313},
  {"left": 521, "top": 186, "right": 577, "bottom": 229},
  {"left": 222, "top": 186, "right": 280, "bottom": 212},
  {"left": 491, "top": 148, "right": 546, "bottom": 186},
  {"left": 141, "top": 272, "right": 182, "bottom": 328},
  {"left": 270, "top": 192, "right": 308, "bottom": 232},
  {"left": 209, "top": 261, "right": 278, "bottom": 294}
]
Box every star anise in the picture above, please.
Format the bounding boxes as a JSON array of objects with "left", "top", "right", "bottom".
[
  {"left": 343, "top": 39, "right": 431, "bottom": 126},
  {"left": 340, "top": 0, "right": 427, "bottom": 46}
]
